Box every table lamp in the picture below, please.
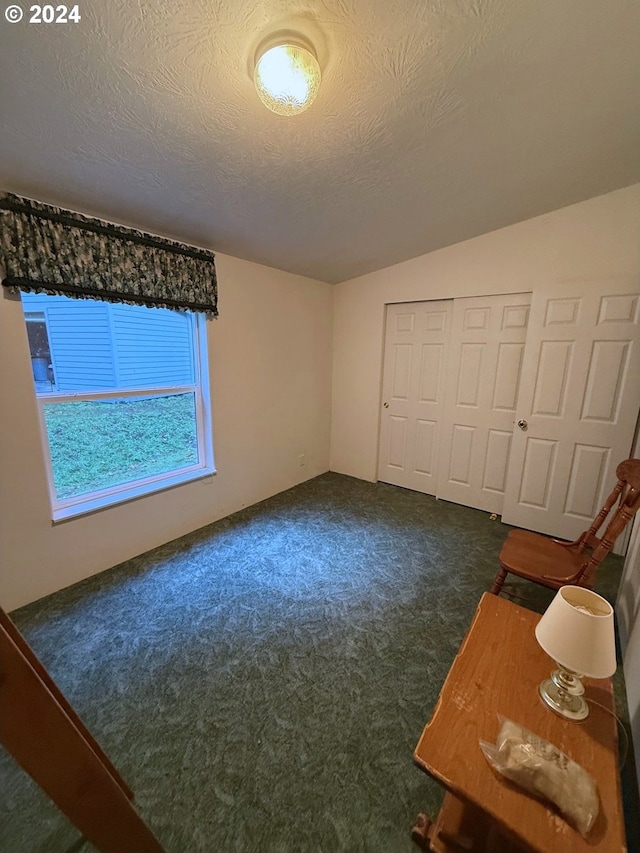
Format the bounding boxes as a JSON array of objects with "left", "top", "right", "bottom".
[{"left": 534, "top": 586, "right": 616, "bottom": 721}]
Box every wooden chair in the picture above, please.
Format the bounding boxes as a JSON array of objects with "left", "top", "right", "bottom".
[{"left": 491, "top": 458, "right": 640, "bottom": 597}]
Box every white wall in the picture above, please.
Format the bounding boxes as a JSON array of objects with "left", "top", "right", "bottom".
[
  {"left": 617, "top": 428, "right": 640, "bottom": 786},
  {"left": 330, "top": 184, "right": 640, "bottom": 481},
  {"left": 618, "top": 518, "right": 640, "bottom": 785},
  {"left": 0, "top": 253, "right": 333, "bottom": 611}
]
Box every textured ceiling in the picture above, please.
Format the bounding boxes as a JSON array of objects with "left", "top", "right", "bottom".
[{"left": 1, "top": 0, "right": 639, "bottom": 283}]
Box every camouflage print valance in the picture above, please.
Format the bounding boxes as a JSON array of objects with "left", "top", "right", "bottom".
[{"left": 0, "top": 193, "right": 218, "bottom": 316}]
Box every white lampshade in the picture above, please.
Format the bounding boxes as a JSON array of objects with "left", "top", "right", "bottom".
[
  {"left": 535, "top": 586, "right": 616, "bottom": 678},
  {"left": 254, "top": 33, "right": 321, "bottom": 116}
]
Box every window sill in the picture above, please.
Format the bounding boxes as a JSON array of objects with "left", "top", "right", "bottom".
[{"left": 51, "top": 466, "right": 217, "bottom": 523}]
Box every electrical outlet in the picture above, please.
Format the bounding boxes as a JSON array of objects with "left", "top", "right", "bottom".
[{"left": 298, "top": 454, "right": 306, "bottom": 467}]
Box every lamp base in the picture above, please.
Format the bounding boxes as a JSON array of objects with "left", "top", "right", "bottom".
[{"left": 539, "top": 673, "right": 589, "bottom": 721}]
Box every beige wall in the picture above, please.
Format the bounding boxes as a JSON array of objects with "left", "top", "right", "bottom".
[
  {"left": 330, "top": 184, "right": 640, "bottom": 481},
  {"left": 0, "top": 253, "right": 333, "bottom": 611}
]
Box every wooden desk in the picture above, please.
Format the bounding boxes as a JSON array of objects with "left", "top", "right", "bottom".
[{"left": 413, "top": 593, "right": 626, "bottom": 853}]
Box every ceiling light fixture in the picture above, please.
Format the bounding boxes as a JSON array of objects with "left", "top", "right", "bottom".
[{"left": 254, "top": 31, "right": 321, "bottom": 116}]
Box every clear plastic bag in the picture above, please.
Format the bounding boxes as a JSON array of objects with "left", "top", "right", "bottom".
[{"left": 479, "top": 716, "right": 599, "bottom": 837}]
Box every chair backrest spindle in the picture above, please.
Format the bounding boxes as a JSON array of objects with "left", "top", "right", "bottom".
[
  {"left": 577, "top": 459, "right": 640, "bottom": 586},
  {"left": 579, "top": 480, "right": 625, "bottom": 553}
]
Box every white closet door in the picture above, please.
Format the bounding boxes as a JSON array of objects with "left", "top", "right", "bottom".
[
  {"left": 378, "top": 301, "right": 452, "bottom": 493},
  {"left": 502, "top": 284, "right": 640, "bottom": 540},
  {"left": 437, "top": 294, "right": 531, "bottom": 513}
]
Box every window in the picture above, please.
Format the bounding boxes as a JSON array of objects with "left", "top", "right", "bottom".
[{"left": 21, "top": 292, "right": 214, "bottom": 520}]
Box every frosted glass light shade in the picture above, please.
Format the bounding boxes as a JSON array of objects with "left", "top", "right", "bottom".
[
  {"left": 535, "top": 586, "right": 616, "bottom": 678},
  {"left": 254, "top": 39, "right": 321, "bottom": 116}
]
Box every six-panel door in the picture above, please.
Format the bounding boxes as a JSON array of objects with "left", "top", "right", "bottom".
[
  {"left": 502, "top": 285, "right": 640, "bottom": 540},
  {"left": 378, "top": 301, "right": 452, "bottom": 493},
  {"left": 437, "top": 294, "right": 532, "bottom": 514}
]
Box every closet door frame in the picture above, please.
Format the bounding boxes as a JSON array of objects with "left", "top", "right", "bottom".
[{"left": 377, "top": 283, "right": 640, "bottom": 543}]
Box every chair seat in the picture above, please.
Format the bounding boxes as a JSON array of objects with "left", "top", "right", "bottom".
[
  {"left": 491, "top": 459, "right": 639, "bottom": 596},
  {"left": 499, "top": 529, "right": 588, "bottom": 586}
]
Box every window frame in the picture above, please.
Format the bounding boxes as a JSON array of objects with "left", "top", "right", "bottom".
[{"left": 29, "top": 309, "right": 215, "bottom": 522}]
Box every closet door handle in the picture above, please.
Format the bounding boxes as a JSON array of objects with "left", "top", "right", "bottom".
[
  {"left": 517, "top": 419, "right": 528, "bottom": 431},
  {"left": 383, "top": 402, "right": 390, "bottom": 408}
]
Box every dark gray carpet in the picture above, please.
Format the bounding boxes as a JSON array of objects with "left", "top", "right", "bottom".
[{"left": 0, "top": 473, "right": 634, "bottom": 852}]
